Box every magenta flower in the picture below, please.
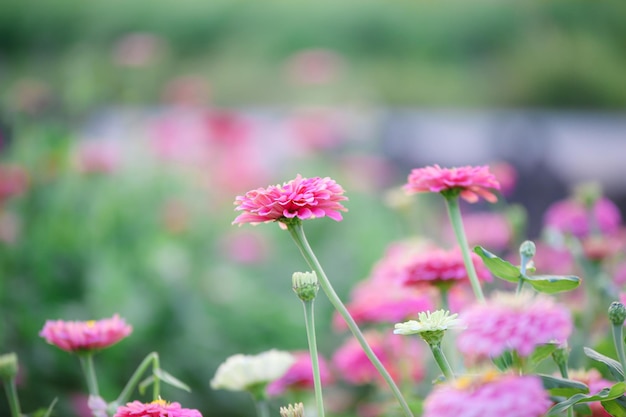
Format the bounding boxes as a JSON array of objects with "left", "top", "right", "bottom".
[
  {"left": 267, "top": 351, "right": 334, "bottom": 396},
  {"left": 39, "top": 314, "right": 132, "bottom": 353},
  {"left": 333, "top": 278, "right": 436, "bottom": 331},
  {"left": 332, "top": 330, "right": 425, "bottom": 386},
  {"left": 402, "top": 248, "right": 492, "bottom": 288},
  {"left": 405, "top": 165, "right": 501, "bottom": 203},
  {"left": 423, "top": 373, "right": 551, "bottom": 417},
  {"left": 233, "top": 174, "right": 348, "bottom": 225},
  {"left": 543, "top": 197, "right": 622, "bottom": 238},
  {"left": 114, "top": 400, "right": 202, "bottom": 417},
  {"left": 456, "top": 292, "right": 572, "bottom": 361}
]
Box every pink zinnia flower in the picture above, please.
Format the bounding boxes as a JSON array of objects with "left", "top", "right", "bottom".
[
  {"left": 423, "top": 372, "right": 551, "bottom": 417},
  {"left": 267, "top": 351, "right": 334, "bottom": 396},
  {"left": 332, "top": 330, "right": 425, "bottom": 386},
  {"left": 543, "top": 197, "right": 622, "bottom": 239},
  {"left": 405, "top": 165, "right": 501, "bottom": 203},
  {"left": 114, "top": 399, "right": 202, "bottom": 417},
  {"left": 402, "top": 248, "right": 492, "bottom": 288},
  {"left": 333, "top": 278, "right": 436, "bottom": 331},
  {"left": 233, "top": 174, "right": 348, "bottom": 225},
  {"left": 456, "top": 292, "right": 572, "bottom": 361},
  {"left": 39, "top": 314, "right": 132, "bottom": 353}
]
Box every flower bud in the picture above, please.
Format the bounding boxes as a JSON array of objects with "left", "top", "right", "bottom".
[
  {"left": 280, "top": 403, "right": 304, "bottom": 417},
  {"left": 609, "top": 301, "right": 626, "bottom": 326},
  {"left": 292, "top": 271, "right": 319, "bottom": 302},
  {"left": 519, "top": 240, "right": 536, "bottom": 259},
  {"left": 0, "top": 353, "right": 18, "bottom": 380}
]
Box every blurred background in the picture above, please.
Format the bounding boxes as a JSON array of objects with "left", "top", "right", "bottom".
[{"left": 1, "top": 0, "right": 626, "bottom": 415}]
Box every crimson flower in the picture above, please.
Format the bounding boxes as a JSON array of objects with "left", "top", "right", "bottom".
[
  {"left": 114, "top": 400, "right": 202, "bottom": 417},
  {"left": 233, "top": 174, "right": 347, "bottom": 225},
  {"left": 39, "top": 314, "right": 132, "bottom": 353},
  {"left": 405, "top": 164, "right": 501, "bottom": 203}
]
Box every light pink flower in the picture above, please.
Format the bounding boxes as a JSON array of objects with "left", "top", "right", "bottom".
[
  {"left": 0, "top": 164, "right": 29, "bottom": 204},
  {"left": 332, "top": 331, "right": 425, "bottom": 386},
  {"left": 569, "top": 369, "right": 613, "bottom": 417},
  {"left": 614, "top": 262, "right": 626, "bottom": 287},
  {"left": 233, "top": 174, "right": 348, "bottom": 225},
  {"left": 39, "top": 314, "right": 132, "bottom": 352},
  {"left": 489, "top": 162, "right": 517, "bottom": 197},
  {"left": 368, "top": 238, "right": 438, "bottom": 285},
  {"left": 402, "top": 248, "right": 492, "bottom": 288},
  {"left": 423, "top": 373, "right": 550, "bottom": 417},
  {"left": 405, "top": 165, "right": 501, "bottom": 203},
  {"left": 333, "top": 278, "right": 436, "bottom": 331},
  {"left": 456, "top": 292, "right": 572, "bottom": 360},
  {"left": 267, "top": 351, "right": 334, "bottom": 396},
  {"left": 543, "top": 197, "right": 622, "bottom": 239},
  {"left": 114, "top": 400, "right": 202, "bottom": 417},
  {"left": 74, "top": 140, "right": 121, "bottom": 175}
]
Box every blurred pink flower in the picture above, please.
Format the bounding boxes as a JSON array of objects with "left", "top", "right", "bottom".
[
  {"left": 39, "top": 314, "right": 132, "bottom": 353},
  {"left": 332, "top": 330, "right": 425, "bottom": 386},
  {"left": 531, "top": 243, "right": 575, "bottom": 275},
  {"left": 543, "top": 197, "right": 622, "bottom": 239},
  {"left": 219, "top": 230, "right": 269, "bottom": 264},
  {"left": 284, "top": 48, "right": 345, "bottom": 85},
  {"left": 423, "top": 373, "right": 550, "bottom": 417},
  {"left": 581, "top": 233, "right": 624, "bottom": 261},
  {"left": 569, "top": 368, "right": 613, "bottom": 417},
  {"left": 333, "top": 278, "right": 436, "bottom": 331},
  {"left": 444, "top": 211, "right": 512, "bottom": 252},
  {"left": 0, "top": 164, "right": 29, "bottom": 204},
  {"left": 405, "top": 165, "right": 501, "bottom": 203},
  {"left": 267, "top": 351, "right": 334, "bottom": 396},
  {"left": 114, "top": 400, "right": 202, "bottom": 417},
  {"left": 112, "top": 32, "right": 166, "bottom": 68},
  {"left": 74, "top": 140, "right": 121, "bottom": 175},
  {"left": 0, "top": 210, "right": 21, "bottom": 244},
  {"left": 233, "top": 174, "right": 348, "bottom": 225},
  {"left": 368, "top": 238, "right": 438, "bottom": 285},
  {"left": 489, "top": 161, "right": 517, "bottom": 197},
  {"left": 614, "top": 262, "right": 626, "bottom": 287},
  {"left": 456, "top": 292, "right": 572, "bottom": 361},
  {"left": 402, "top": 248, "right": 491, "bottom": 288},
  {"left": 161, "top": 75, "right": 211, "bottom": 107}
]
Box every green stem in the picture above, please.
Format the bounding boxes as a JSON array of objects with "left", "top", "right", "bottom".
[
  {"left": 612, "top": 324, "right": 626, "bottom": 380},
  {"left": 152, "top": 353, "right": 161, "bottom": 401},
  {"left": 79, "top": 353, "right": 100, "bottom": 397},
  {"left": 3, "top": 378, "right": 22, "bottom": 417},
  {"left": 114, "top": 352, "right": 159, "bottom": 406},
  {"left": 429, "top": 343, "right": 455, "bottom": 381},
  {"left": 287, "top": 222, "right": 415, "bottom": 417},
  {"left": 254, "top": 398, "right": 270, "bottom": 417},
  {"left": 302, "top": 300, "right": 325, "bottom": 417},
  {"left": 443, "top": 196, "right": 485, "bottom": 303}
]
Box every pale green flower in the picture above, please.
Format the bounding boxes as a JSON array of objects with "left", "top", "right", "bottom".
[
  {"left": 210, "top": 349, "right": 295, "bottom": 392},
  {"left": 292, "top": 271, "right": 319, "bottom": 302},
  {"left": 394, "top": 310, "right": 463, "bottom": 336}
]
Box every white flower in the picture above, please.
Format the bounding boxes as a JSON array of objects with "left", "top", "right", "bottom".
[
  {"left": 211, "top": 349, "right": 295, "bottom": 392},
  {"left": 280, "top": 402, "right": 305, "bottom": 417},
  {"left": 394, "top": 310, "right": 464, "bottom": 336}
]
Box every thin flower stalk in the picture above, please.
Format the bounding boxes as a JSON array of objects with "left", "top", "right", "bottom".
[
  {"left": 612, "top": 324, "right": 626, "bottom": 380},
  {"left": 430, "top": 343, "right": 455, "bottom": 380},
  {"left": 443, "top": 195, "right": 485, "bottom": 303},
  {"left": 3, "top": 378, "right": 22, "bottom": 417},
  {"left": 286, "top": 221, "right": 414, "bottom": 417},
  {"left": 79, "top": 353, "right": 100, "bottom": 397},
  {"left": 302, "top": 299, "right": 325, "bottom": 417}
]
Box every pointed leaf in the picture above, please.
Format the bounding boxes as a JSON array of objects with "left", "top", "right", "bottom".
[
  {"left": 473, "top": 246, "right": 521, "bottom": 283},
  {"left": 602, "top": 396, "right": 626, "bottom": 417},
  {"left": 526, "top": 275, "right": 581, "bottom": 294},
  {"left": 154, "top": 368, "right": 192, "bottom": 393},
  {"left": 540, "top": 374, "right": 589, "bottom": 397},
  {"left": 43, "top": 398, "right": 59, "bottom": 417},
  {"left": 138, "top": 375, "right": 155, "bottom": 395},
  {"left": 529, "top": 344, "right": 559, "bottom": 369},
  {"left": 549, "top": 383, "right": 626, "bottom": 415},
  {"left": 492, "top": 350, "right": 514, "bottom": 371},
  {"left": 584, "top": 347, "right": 625, "bottom": 381}
]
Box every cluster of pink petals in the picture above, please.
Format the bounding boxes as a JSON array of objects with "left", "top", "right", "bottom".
[
  {"left": 267, "top": 351, "right": 334, "bottom": 396},
  {"left": 332, "top": 330, "right": 425, "bottom": 386},
  {"left": 114, "top": 400, "right": 202, "bottom": 417},
  {"left": 333, "top": 278, "right": 436, "bottom": 331},
  {"left": 543, "top": 197, "right": 622, "bottom": 238},
  {"left": 402, "top": 248, "right": 491, "bottom": 287},
  {"left": 456, "top": 292, "right": 573, "bottom": 360},
  {"left": 233, "top": 174, "right": 348, "bottom": 225},
  {"left": 405, "top": 165, "right": 501, "bottom": 203},
  {"left": 423, "top": 373, "right": 551, "bottom": 417},
  {"left": 39, "top": 314, "right": 132, "bottom": 352}
]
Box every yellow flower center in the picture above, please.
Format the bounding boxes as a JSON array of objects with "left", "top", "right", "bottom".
[
  {"left": 86, "top": 320, "right": 96, "bottom": 327},
  {"left": 150, "top": 399, "right": 169, "bottom": 407}
]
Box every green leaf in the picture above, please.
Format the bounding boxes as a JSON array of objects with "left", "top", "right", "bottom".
[
  {"left": 549, "top": 383, "right": 626, "bottom": 415},
  {"left": 30, "top": 398, "right": 59, "bottom": 417},
  {"left": 138, "top": 375, "right": 155, "bottom": 395},
  {"left": 154, "top": 368, "right": 192, "bottom": 393},
  {"left": 540, "top": 374, "right": 589, "bottom": 397},
  {"left": 42, "top": 398, "right": 58, "bottom": 417},
  {"left": 473, "top": 246, "right": 520, "bottom": 283},
  {"left": 529, "top": 344, "right": 559, "bottom": 369},
  {"left": 525, "top": 275, "right": 581, "bottom": 294},
  {"left": 602, "top": 396, "right": 626, "bottom": 417},
  {"left": 492, "top": 350, "right": 514, "bottom": 371},
  {"left": 584, "top": 347, "right": 625, "bottom": 381}
]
